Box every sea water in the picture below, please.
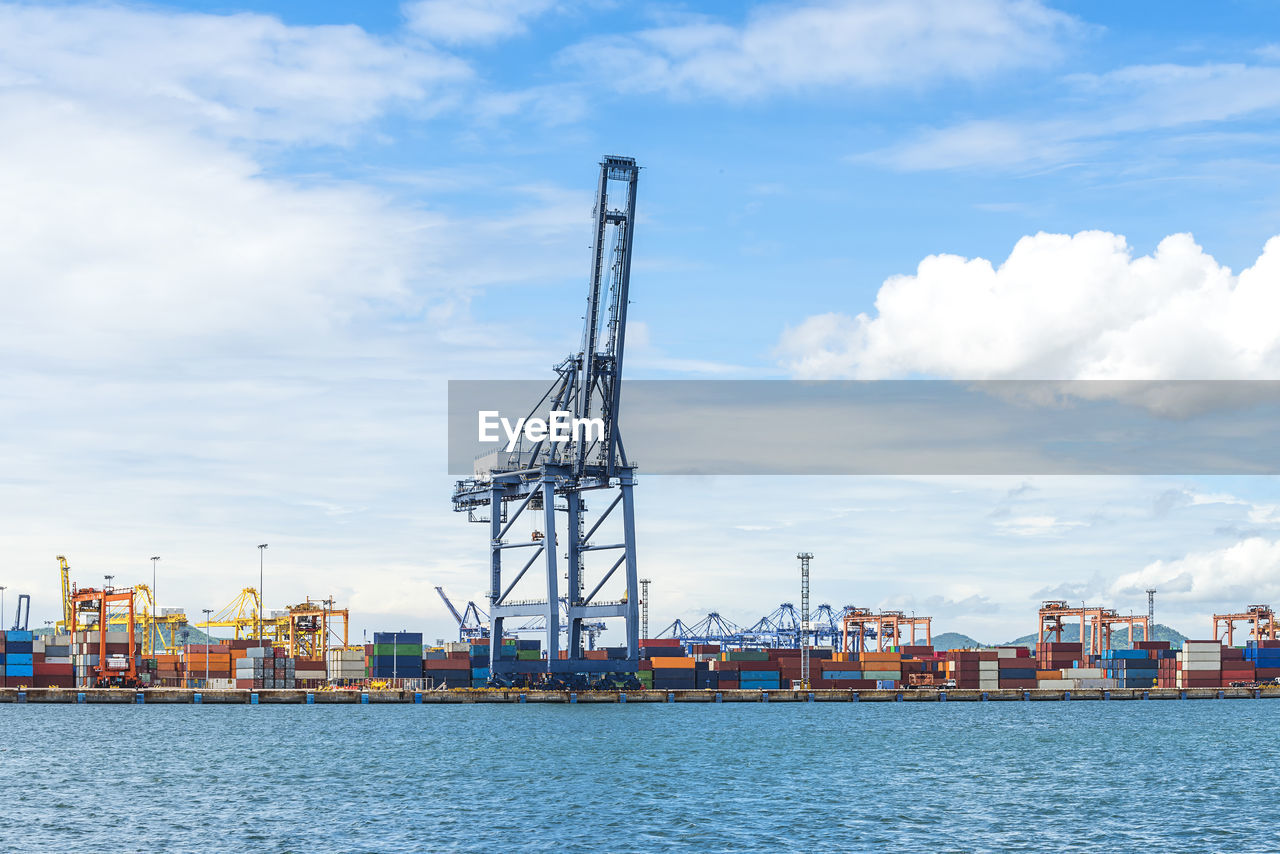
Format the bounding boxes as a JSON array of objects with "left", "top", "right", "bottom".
[{"left": 0, "top": 700, "right": 1276, "bottom": 852}]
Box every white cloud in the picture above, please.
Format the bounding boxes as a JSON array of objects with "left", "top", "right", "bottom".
[
  {"left": 404, "top": 0, "right": 559, "bottom": 46},
  {"left": 778, "top": 230, "right": 1280, "bottom": 381},
  {"left": 0, "top": 2, "right": 597, "bottom": 638},
  {"left": 561, "top": 0, "right": 1079, "bottom": 99},
  {"left": 994, "top": 515, "right": 1086, "bottom": 536},
  {"left": 1111, "top": 537, "right": 1280, "bottom": 604},
  {"left": 0, "top": 4, "right": 469, "bottom": 144},
  {"left": 874, "top": 62, "right": 1280, "bottom": 172}
]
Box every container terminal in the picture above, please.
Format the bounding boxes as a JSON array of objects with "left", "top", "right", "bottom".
[{"left": 7, "top": 157, "right": 1280, "bottom": 706}]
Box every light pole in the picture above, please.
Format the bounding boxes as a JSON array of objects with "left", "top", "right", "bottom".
[
  {"left": 257, "top": 544, "right": 268, "bottom": 641},
  {"left": 797, "top": 552, "right": 813, "bottom": 690},
  {"left": 202, "top": 608, "right": 212, "bottom": 686},
  {"left": 104, "top": 574, "right": 114, "bottom": 590}
]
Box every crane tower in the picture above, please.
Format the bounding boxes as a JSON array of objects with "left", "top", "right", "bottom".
[{"left": 452, "top": 156, "right": 642, "bottom": 679}]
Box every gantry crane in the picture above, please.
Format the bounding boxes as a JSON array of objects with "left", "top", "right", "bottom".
[
  {"left": 435, "top": 586, "right": 490, "bottom": 641},
  {"left": 196, "top": 587, "right": 264, "bottom": 640},
  {"left": 56, "top": 555, "right": 73, "bottom": 633},
  {"left": 9, "top": 594, "right": 30, "bottom": 632},
  {"left": 71, "top": 582, "right": 140, "bottom": 687},
  {"left": 1213, "top": 605, "right": 1276, "bottom": 645},
  {"left": 451, "top": 156, "right": 642, "bottom": 679},
  {"left": 841, "top": 608, "right": 933, "bottom": 654},
  {"left": 129, "top": 584, "right": 188, "bottom": 655},
  {"left": 1038, "top": 600, "right": 1150, "bottom": 656},
  {"left": 281, "top": 597, "right": 349, "bottom": 659}
]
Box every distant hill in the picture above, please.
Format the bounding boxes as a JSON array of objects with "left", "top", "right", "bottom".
[
  {"left": 931, "top": 631, "right": 984, "bottom": 649},
  {"left": 1003, "top": 623, "right": 1187, "bottom": 649}
]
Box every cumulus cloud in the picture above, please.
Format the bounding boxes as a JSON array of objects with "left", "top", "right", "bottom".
[
  {"left": 1111, "top": 537, "right": 1280, "bottom": 604},
  {"left": 778, "top": 230, "right": 1280, "bottom": 382},
  {"left": 404, "top": 0, "right": 559, "bottom": 46},
  {"left": 0, "top": 2, "right": 592, "bottom": 633},
  {"left": 561, "top": 0, "right": 1079, "bottom": 99}
]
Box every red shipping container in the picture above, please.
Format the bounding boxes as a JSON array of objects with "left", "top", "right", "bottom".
[
  {"left": 716, "top": 679, "right": 739, "bottom": 690},
  {"left": 641, "top": 639, "right": 682, "bottom": 648},
  {"left": 999, "top": 679, "right": 1037, "bottom": 689}
]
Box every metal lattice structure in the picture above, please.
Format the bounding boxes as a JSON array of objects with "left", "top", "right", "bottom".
[
  {"left": 797, "top": 553, "right": 812, "bottom": 688},
  {"left": 1213, "top": 605, "right": 1276, "bottom": 645},
  {"left": 1038, "top": 600, "right": 1150, "bottom": 656},
  {"left": 451, "top": 157, "right": 642, "bottom": 677}
]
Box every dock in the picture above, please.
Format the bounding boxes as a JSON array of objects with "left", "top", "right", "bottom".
[{"left": 3, "top": 686, "right": 1280, "bottom": 704}]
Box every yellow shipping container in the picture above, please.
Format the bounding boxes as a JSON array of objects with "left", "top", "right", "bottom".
[{"left": 649, "top": 656, "right": 695, "bottom": 669}]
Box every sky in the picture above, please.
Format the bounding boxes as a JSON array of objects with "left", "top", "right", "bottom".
[{"left": 3, "top": 0, "right": 1280, "bottom": 644}]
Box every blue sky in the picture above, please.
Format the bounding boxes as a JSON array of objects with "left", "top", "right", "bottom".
[{"left": 4, "top": 0, "right": 1280, "bottom": 643}]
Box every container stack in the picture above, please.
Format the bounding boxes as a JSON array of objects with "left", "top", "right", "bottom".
[
  {"left": 860, "top": 651, "right": 902, "bottom": 688},
  {"left": 34, "top": 634, "right": 74, "bottom": 688},
  {"left": 184, "top": 643, "right": 232, "bottom": 684},
  {"left": 1220, "top": 645, "right": 1254, "bottom": 686},
  {"left": 3, "top": 630, "right": 33, "bottom": 687},
  {"left": 1099, "top": 649, "right": 1159, "bottom": 688},
  {"left": 1245, "top": 640, "right": 1280, "bottom": 682},
  {"left": 945, "top": 650, "right": 998, "bottom": 690},
  {"left": 422, "top": 646, "right": 470, "bottom": 688},
  {"left": 468, "top": 638, "right": 490, "bottom": 686},
  {"left": 327, "top": 648, "right": 368, "bottom": 683},
  {"left": 996, "top": 647, "right": 1037, "bottom": 689},
  {"left": 1036, "top": 642, "right": 1083, "bottom": 672},
  {"left": 1178, "top": 641, "right": 1222, "bottom": 689},
  {"left": 370, "top": 632, "right": 423, "bottom": 679},
  {"left": 650, "top": 655, "right": 696, "bottom": 690}
]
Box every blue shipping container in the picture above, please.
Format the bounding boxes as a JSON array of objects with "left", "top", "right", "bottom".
[
  {"left": 6, "top": 664, "right": 33, "bottom": 677},
  {"left": 4, "top": 653, "right": 33, "bottom": 666},
  {"left": 5, "top": 630, "right": 32, "bottom": 643},
  {"left": 471, "top": 667, "right": 490, "bottom": 679},
  {"left": 824, "top": 670, "right": 862, "bottom": 680}
]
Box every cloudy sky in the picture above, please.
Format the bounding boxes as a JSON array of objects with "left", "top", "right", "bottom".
[{"left": 3, "top": 0, "right": 1280, "bottom": 644}]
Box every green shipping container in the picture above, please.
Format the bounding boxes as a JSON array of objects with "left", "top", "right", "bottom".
[
  {"left": 637, "top": 671, "right": 653, "bottom": 685},
  {"left": 372, "top": 643, "right": 424, "bottom": 656},
  {"left": 516, "top": 650, "right": 541, "bottom": 660},
  {"left": 727, "top": 650, "right": 769, "bottom": 661}
]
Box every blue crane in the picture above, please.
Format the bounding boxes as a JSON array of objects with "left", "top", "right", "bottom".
[{"left": 452, "top": 153, "right": 643, "bottom": 680}]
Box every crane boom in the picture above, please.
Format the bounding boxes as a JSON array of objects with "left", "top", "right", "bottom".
[{"left": 435, "top": 586, "right": 465, "bottom": 625}]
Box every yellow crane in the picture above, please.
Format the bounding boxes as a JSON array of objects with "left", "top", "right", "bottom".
[
  {"left": 195, "top": 587, "right": 269, "bottom": 640},
  {"left": 129, "top": 584, "right": 188, "bottom": 655},
  {"left": 56, "top": 555, "right": 73, "bottom": 633}
]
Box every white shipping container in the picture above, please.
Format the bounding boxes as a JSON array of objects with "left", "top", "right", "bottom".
[
  {"left": 1182, "top": 659, "right": 1221, "bottom": 671},
  {"left": 1074, "top": 678, "right": 1118, "bottom": 689},
  {"left": 1063, "top": 668, "right": 1106, "bottom": 679},
  {"left": 995, "top": 648, "right": 1018, "bottom": 658},
  {"left": 1038, "top": 679, "right": 1075, "bottom": 689}
]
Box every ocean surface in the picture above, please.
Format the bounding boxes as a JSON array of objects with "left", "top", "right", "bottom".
[{"left": 1, "top": 699, "right": 1276, "bottom": 852}]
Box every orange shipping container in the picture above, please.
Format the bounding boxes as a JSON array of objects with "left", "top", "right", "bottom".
[{"left": 649, "top": 656, "right": 695, "bottom": 669}]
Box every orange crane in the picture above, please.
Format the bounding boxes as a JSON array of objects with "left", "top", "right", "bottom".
[
  {"left": 71, "top": 583, "right": 140, "bottom": 687},
  {"left": 1038, "top": 600, "right": 1151, "bottom": 656},
  {"left": 841, "top": 608, "right": 932, "bottom": 654},
  {"left": 1212, "top": 605, "right": 1276, "bottom": 645}
]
